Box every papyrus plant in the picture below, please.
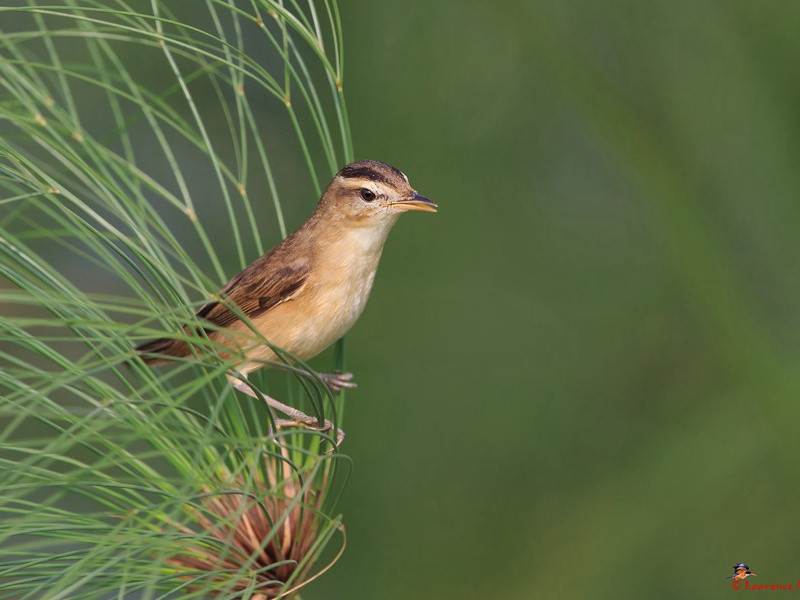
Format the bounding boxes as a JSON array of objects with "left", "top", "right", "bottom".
[{"left": 0, "top": 2, "right": 352, "bottom": 597}]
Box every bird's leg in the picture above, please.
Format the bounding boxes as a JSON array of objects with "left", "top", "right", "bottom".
[
  {"left": 229, "top": 375, "right": 344, "bottom": 445},
  {"left": 271, "top": 364, "right": 357, "bottom": 393}
]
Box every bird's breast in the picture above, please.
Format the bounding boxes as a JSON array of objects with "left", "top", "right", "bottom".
[
  {"left": 308, "top": 251, "right": 380, "bottom": 348},
  {"left": 312, "top": 221, "right": 393, "bottom": 337},
  {"left": 248, "top": 223, "right": 391, "bottom": 363}
]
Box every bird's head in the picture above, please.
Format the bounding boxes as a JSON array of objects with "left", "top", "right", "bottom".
[{"left": 320, "top": 160, "right": 437, "bottom": 226}]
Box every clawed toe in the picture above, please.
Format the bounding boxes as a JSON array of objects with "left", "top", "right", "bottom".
[
  {"left": 230, "top": 374, "right": 345, "bottom": 445},
  {"left": 319, "top": 371, "right": 357, "bottom": 393},
  {"left": 270, "top": 418, "right": 345, "bottom": 445}
]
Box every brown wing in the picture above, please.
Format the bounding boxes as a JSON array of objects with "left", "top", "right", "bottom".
[
  {"left": 196, "top": 255, "right": 309, "bottom": 330},
  {"left": 136, "top": 250, "right": 308, "bottom": 363}
]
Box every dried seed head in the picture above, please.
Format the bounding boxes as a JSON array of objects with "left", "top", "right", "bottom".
[{"left": 164, "top": 450, "right": 344, "bottom": 598}]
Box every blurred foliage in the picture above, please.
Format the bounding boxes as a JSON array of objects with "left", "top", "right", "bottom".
[{"left": 325, "top": 1, "right": 800, "bottom": 598}]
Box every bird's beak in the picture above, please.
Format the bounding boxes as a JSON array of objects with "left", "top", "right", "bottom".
[{"left": 383, "top": 193, "right": 438, "bottom": 213}]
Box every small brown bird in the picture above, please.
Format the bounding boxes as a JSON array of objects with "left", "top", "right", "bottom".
[{"left": 137, "top": 160, "right": 436, "bottom": 441}]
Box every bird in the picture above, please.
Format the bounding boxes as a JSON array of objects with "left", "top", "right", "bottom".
[
  {"left": 727, "top": 563, "right": 756, "bottom": 580},
  {"left": 136, "top": 160, "right": 437, "bottom": 442}
]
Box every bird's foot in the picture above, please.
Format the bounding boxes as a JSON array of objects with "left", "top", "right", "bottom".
[
  {"left": 318, "top": 371, "right": 357, "bottom": 393},
  {"left": 271, "top": 418, "right": 345, "bottom": 446},
  {"left": 229, "top": 373, "right": 345, "bottom": 445}
]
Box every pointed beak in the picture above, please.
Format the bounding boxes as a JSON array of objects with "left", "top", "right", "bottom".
[{"left": 383, "top": 193, "right": 438, "bottom": 213}]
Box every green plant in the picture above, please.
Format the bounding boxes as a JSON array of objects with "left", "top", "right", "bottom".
[{"left": 0, "top": 1, "right": 353, "bottom": 597}]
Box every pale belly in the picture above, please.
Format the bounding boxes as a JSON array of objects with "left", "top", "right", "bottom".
[
  {"left": 235, "top": 266, "right": 377, "bottom": 372},
  {"left": 286, "top": 268, "right": 376, "bottom": 359}
]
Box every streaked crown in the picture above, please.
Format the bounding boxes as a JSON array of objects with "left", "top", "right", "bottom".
[{"left": 337, "top": 160, "right": 409, "bottom": 190}]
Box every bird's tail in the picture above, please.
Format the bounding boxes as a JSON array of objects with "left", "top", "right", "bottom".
[{"left": 135, "top": 336, "right": 191, "bottom": 366}]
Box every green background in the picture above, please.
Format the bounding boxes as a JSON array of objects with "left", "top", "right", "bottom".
[{"left": 317, "top": 2, "right": 800, "bottom": 598}]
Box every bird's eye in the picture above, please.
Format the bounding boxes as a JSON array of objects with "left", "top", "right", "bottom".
[{"left": 360, "top": 188, "right": 375, "bottom": 202}]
